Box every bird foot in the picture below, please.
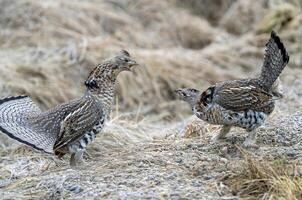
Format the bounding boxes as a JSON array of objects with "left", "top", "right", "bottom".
[
  {"left": 211, "top": 134, "right": 226, "bottom": 143},
  {"left": 70, "top": 152, "right": 85, "bottom": 167},
  {"left": 70, "top": 158, "right": 85, "bottom": 168},
  {"left": 242, "top": 139, "right": 258, "bottom": 148}
]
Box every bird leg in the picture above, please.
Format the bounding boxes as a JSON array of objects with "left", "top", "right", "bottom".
[
  {"left": 56, "top": 152, "right": 66, "bottom": 159},
  {"left": 212, "top": 125, "right": 232, "bottom": 142},
  {"left": 70, "top": 150, "right": 84, "bottom": 166},
  {"left": 243, "top": 130, "right": 258, "bottom": 148}
]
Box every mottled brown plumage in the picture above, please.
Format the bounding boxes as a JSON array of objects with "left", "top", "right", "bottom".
[
  {"left": 176, "top": 31, "right": 289, "bottom": 147},
  {"left": 0, "top": 50, "right": 138, "bottom": 166}
]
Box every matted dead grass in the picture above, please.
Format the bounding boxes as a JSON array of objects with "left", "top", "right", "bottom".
[{"left": 226, "top": 148, "right": 302, "bottom": 200}]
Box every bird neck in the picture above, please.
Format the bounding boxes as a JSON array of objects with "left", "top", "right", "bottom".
[
  {"left": 189, "top": 94, "right": 205, "bottom": 112},
  {"left": 186, "top": 98, "right": 195, "bottom": 108},
  {"left": 86, "top": 79, "right": 116, "bottom": 115},
  {"left": 188, "top": 92, "right": 202, "bottom": 108}
]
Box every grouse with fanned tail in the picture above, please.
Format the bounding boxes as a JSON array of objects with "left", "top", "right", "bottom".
[
  {"left": 0, "top": 50, "right": 138, "bottom": 166},
  {"left": 175, "top": 31, "right": 289, "bottom": 147}
]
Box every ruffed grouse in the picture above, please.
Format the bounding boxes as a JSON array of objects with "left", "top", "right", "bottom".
[
  {"left": 0, "top": 50, "right": 138, "bottom": 165},
  {"left": 175, "top": 31, "right": 289, "bottom": 147}
]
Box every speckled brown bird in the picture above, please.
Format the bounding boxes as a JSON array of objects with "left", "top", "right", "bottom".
[
  {"left": 0, "top": 50, "right": 138, "bottom": 166},
  {"left": 175, "top": 31, "right": 289, "bottom": 147}
]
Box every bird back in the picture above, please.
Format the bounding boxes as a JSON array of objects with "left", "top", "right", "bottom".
[{"left": 207, "top": 79, "right": 276, "bottom": 114}]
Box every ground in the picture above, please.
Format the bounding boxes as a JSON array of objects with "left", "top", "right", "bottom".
[{"left": 1, "top": 110, "right": 301, "bottom": 199}]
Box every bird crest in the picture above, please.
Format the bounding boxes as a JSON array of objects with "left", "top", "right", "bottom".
[{"left": 85, "top": 50, "right": 138, "bottom": 89}]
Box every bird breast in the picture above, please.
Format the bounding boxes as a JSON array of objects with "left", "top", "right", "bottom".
[
  {"left": 194, "top": 102, "right": 267, "bottom": 131},
  {"left": 194, "top": 103, "right": 228, "bottom": 125}
]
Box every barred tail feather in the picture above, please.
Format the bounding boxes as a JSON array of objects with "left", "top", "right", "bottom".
[
  {"left": 0, "top": 96, "right": 55, "bottom": 153},
  {"left": 260, "top": 31, "right": 289, "bottom": 89}
]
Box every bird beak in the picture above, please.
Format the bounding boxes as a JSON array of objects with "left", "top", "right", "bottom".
[
  {"left": 174, "top": 89, "right": 181, "bottom": 94},
  {"left": 126, "top": 60, "right": 139, "bottom": 72},
  {"left": 174, "top": 89, "right": 183, "bottom": 97},
  {"left": 129, "top": 60, "right": 138, "bottom": 66}
]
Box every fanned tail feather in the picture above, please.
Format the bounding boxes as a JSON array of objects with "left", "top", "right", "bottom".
[
  {"left": 260, "top": 31, "right": 289, "bottom": 89},
  {"left": 0, "top": 96, "right": 55, "bottom": 153}
]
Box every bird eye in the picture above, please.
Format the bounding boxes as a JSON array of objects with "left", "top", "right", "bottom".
[
  {"left": 205, "top": 89, "right": 211, "bottom": 95},
  {"left": 121, "top": 57, "right": 130, "bottom": 62}
]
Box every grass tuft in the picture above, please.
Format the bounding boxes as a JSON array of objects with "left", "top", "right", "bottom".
[{"left": 226, "top": 147, "right": 302, "bottom": 200}]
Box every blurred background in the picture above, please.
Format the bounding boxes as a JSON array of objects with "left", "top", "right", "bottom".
[{"left": 0, "top": 0, "right": 301, "bottom": 117}]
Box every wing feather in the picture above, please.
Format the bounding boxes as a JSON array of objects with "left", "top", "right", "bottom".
[
  {"left": 54, "top": 99, "right": 103, "bottom": 150},
  {"left": 213, "top": 85, "right": 273, "bottom": 112}
]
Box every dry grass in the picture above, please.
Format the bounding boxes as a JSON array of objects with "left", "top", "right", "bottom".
[
  {"left": 256, "top": 3, "right": 298, "bottom": 34},
  {"left": 0, "top": 0, "right": 302, "bottom": 199},
  {"left": 226, "top": 148, "right": 302, "bottom": 200}
]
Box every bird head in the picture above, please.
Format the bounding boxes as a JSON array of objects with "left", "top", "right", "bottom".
[
  {"left": 174, "top": 88, "right": 200, "bottom": 107},
  {"left": 85, "top": 50, "right": 138, "bottom": 89}
]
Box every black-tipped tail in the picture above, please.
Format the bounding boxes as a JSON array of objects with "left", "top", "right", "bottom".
[
  {"left": 0, "top": 95, "right": 28, "bottom": 104},
  {"left": 270, "top": 31, "right": 289, "bottom": 64},
  {"left": 0, "top": 121, "right": 49, "bottom": 153},
  {"left": 260, "top": 31, "right": 290, "bottom": 89},
  {"left": 0, "top": 96, "right": 54, "bottom": 154}
]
